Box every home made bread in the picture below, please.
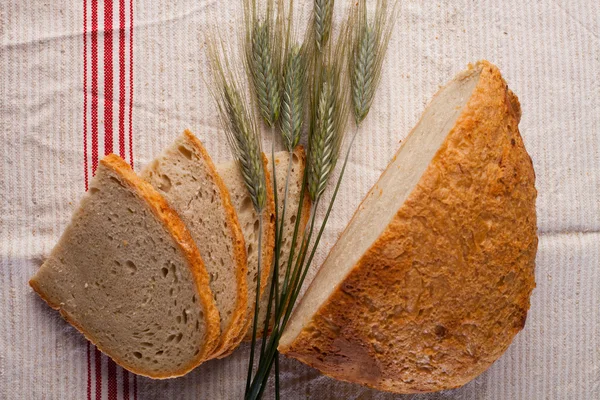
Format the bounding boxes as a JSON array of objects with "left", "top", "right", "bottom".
[
  {"left": 141, "top": 131, "right": 248, "bottom": 358},
  {"left": 279, "top": 61, "right": 537, "bottom": 393},
  {"left": 29, "top": 154, "right": 220, "bottom": 378}
]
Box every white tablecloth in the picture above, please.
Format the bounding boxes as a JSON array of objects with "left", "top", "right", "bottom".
[{"left": 1, "top": 0, "right": 599, "bottom": 398}]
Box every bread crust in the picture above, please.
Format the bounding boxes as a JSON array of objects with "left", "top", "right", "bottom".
[
  {"left": 29, "top": 154, "right": 221, "bottom": 379},
  {"left": 181, "top": 130, "right": 250, "bottom": 359},
  {"left": 279, "top": 61, "right": 538, "bottom": 393}
]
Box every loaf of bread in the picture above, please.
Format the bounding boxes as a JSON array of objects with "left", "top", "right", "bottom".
[
  {"left": 279, "top": 61, "right": 537, "bottom": 393},
  {"left": 141, "top": 130, "right": 248, "bottom": 358},
  {"left": 29, "top": 154, "right": 220, "bottom": 378}
]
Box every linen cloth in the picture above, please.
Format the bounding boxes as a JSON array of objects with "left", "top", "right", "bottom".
[{"left": 1, "top": 0, "right": 599, "bottom": 398}]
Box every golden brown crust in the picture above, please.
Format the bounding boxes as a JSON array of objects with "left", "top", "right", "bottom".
[
  {"left": 30, "top": 154, "right": 221, "bottom": 379},
  {"left": 182, "top": 130, "right": 249, "bottom": 358},
  {"left": 280, "top": 61, "right": 537, "bottom": 393}
]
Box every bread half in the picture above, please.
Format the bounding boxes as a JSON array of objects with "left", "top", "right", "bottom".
[
  {"left": 141, "top": 130, "right": 248, "bottom": 358},
  {"left": 244, "top": 147, "right": 311, "bottom": 341},
  {"left": 29, "top": 154, "right": 220, "bottom": 378},
  {"left": 216, "top": 153, "right": 276, "bottom": 352},
  {"left": 279, "top": 61, "right": 537, "bottom": 393}
]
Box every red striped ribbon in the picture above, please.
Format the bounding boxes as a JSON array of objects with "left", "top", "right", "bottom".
[{"left": 83, "top": 0, "right": 136, "bottom": 397}]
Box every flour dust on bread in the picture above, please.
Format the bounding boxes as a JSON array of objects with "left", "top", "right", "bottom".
[
  {"left": 215, "top": 154, "right": 276, "bottom": 352},
  {"left": 29, "top": 154, "right": 220, "bottom": 379},
  {"left": 245, "top": 147, "right": 311, "bottom": 340},
  {"left": 279, "top": 61, "right": 537, "bottom": 393},
  {"left": 141, "top": 130, "right": 248, "bottom": 358}
]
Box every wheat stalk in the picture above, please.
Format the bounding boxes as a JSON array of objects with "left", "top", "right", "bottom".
[{"left": 350, "top": 0, "right": 398, "bottom": 125}]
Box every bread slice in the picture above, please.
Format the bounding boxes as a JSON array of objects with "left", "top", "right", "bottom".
[
  {"left": 244, "top": 147, "right": 311, "bottom": 340},
  {"left": 215, "top": 153, "right": 277, "bottom": 351},
  {"left": 29, "top": 154, "right": 220, "bottom": 379},
  {"left": 279, "top": 61, "right": 537, "bottom": 393},
  {"left": 141, "top": 130, "right": 248, "bottom": 358}
]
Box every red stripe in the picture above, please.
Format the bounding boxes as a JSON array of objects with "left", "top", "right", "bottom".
[
  {"left": 83, "top": 0, "right": 89, "bottom": 191},
  {"left": 91, "top": 0, "right": 99, "bottom": 173},
  {"left": 118, "top": 0, "right": 126, "bottom": 159},
  {"left": 95, "top": 348, "right": 102, "bottom": 399},
  {"left": 104, "top": 0, "right": 114, "bottom": 155},
  {"left": 130, "top": 2, "right": 136, "bottom": 395},
  {"left": 128, "top": 0, "right": 134, "bottom": 168},
  {"left": 87, "top": 343, "right": 92, "bottom": 400},
  {"left": 107, "top": 360, "right": 117, "bottom": 400}
]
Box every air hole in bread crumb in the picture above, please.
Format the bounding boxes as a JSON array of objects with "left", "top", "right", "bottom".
[
  {"left": 247, "top": 244, "right": 254, "bottom": 256},
  {"left": 158, "top": 174, "right": 172, "bottom": 192},
  {"left": 183, "top": 309, "right": 188, "bottom": 324},
  {"left": 178, "top": 145, "right": 193, "bottom": 159},
  {"left": 292, "top": 153, "right": 299, "bottom": 165},
  {"left": 155, "top": 350, "right": 164, "bottom": 356},
  {"left": 169, "top": 288, "right": 175, "bottom": 296},
  {"left": 133, "top": 351, "right": 142, "bottom": 359},
  {"left": 240, "top": 196, "right": 253, "bottom": 213},
  {"left": 161, "top": 267, "right": 169, "bottom": 277},
  {"left": 166, "top": 334, "right": 176, "bottom": 343},
  {"left": 192, "top": 295, "right": 197, "bottom": 303},
  {"left": 176, "top": 316, "right": 182, "bottom": 324},
  {"left": 141, "top": 342, "right": 153, "bottom": 348},
  {"left": 126, "top": 261, "right": 137, "bottom": 274},
  {"left": 175, "top": 333, "right": 183, "bottom": 343}
]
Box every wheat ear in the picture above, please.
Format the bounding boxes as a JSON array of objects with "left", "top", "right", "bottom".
[
  {"left": 307, "top": 32, "right": 349, "bottom": 201},
  {"left": 314, "top": 0, "right": 334, "bottom": 51},
  {"left": 207, "top": 41, "right": 267, "bottom": 212},
  {"left": 244, "top": 0, "right": 283, "bottom": 127},
  {"left": 350, "top": 0, "right": 399, "bottom": 125}
]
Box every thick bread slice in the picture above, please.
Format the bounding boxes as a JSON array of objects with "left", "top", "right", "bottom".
[
  {"left": 29, "top": 154, "right": 220, "bottom": 379},
  {"left": 279, "top": 61, "right": 537, "bottom": 393},
  {"left": 215, "top": 154, "right": 276, "bottom": 350},
  {"left": 245, "top": 147, "right": 311, "bottom": 340},
  {"left": 141, "top": 130, "right": 248, "bottom": 358}
]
